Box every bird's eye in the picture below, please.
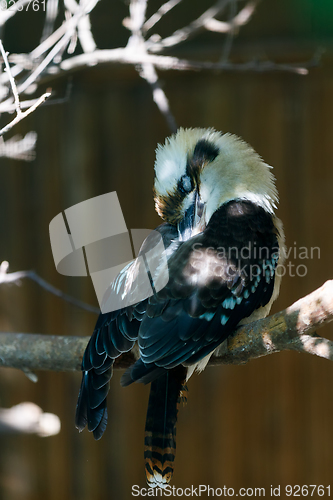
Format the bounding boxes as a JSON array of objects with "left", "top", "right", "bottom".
[{"left": 178, "top": 175, "right": 193, "bottom": 194}]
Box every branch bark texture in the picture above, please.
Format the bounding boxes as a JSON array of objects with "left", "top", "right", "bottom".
[{"left": 1, "top": 281, "right": 333, "bottom": 374}]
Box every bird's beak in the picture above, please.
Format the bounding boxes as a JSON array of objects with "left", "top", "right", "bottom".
[{"left": 178, "top": 190, "right": 205, "bottom": 242}]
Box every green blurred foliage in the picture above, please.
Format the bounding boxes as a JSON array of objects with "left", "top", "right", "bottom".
[{"left": 291, "top": 0, "right": 333, "bottom": 38}]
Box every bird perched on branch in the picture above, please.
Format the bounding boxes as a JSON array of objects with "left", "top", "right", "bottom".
[{"left": 75, "top": 128, "right": 285, "bottom": 488}]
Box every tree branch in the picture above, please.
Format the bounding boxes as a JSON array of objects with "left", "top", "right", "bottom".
[
  {"left": 0, "top": 40, "right": 51, "bottom": 137},
  {"left": 220, "top": 0, "right": 238, "bottom": 63},
  {"left": 213, "top": 280, "right": 333, "bottom": 365},
  {"left": 203, "top": 0, "right": 260, "bottom": 34},
  {"left": 0, "top": 0, "right": 318, "bottom": 136},
  {"left": 0, "top": 281, "right": 333, "bottom": 374},
  {"left": 142, "top": 0, "right": 183, "bottom": 34},
  {"left": 145, "top": 0, "right": 233, "bottom": 52},
  {"left": 137, "top": 62, "right": 178, "bottom": 133},
  {"left": 59, "top": 48, "right": 315, "bottom": 75},
  {"left": 0, "top": 0, "right": 32, "bottom": 27},
  {"left": 126, "top": 0, "right": 178, "bottom": 132}
]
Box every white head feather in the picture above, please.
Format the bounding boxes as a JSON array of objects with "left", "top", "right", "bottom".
[{"left": 154, "top": 127, "right": 278, "bottom": 226}]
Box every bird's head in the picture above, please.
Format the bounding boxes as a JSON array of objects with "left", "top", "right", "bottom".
[{"left": 154, "top": 127, "right": 278, "bottom": 241}]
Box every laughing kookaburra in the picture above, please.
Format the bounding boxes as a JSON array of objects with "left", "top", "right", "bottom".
[{"left": 75, "top": 128, "right": 285, "bottom": 488}]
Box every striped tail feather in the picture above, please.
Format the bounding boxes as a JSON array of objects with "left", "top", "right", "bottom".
[{"left": 144, "top": 366, "right": 187, "bottom": 488}]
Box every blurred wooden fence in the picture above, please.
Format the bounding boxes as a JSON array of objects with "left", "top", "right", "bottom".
[{"left": 0, "top": 1, "right": 333, "bottom": 498}]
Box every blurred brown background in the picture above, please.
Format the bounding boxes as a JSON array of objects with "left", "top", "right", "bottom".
[{"left": 0, "top": 0, "right": 333, "bottom": 498}]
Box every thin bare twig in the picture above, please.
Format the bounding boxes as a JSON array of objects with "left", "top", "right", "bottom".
[
  {"left": 126, "top": 0, "right": 178, "bottom": 133},
  {"left": 221, "top": 0, "right": 237, "bottom": 62},
  {"left": 146, "top": 0, "right": 233, "bottom": 52},
  {"left": 32, "top": 13, "right": 79, "bottom": 60},
  {"left": 138, "top": 62, "right": 178, "bottom": 132},
  {"left": 0, "top": 262, "right": 99, "bottom": 314},
  {"left": 17, "top": 0, "right": 100, "bottom": 93},
  {"left": 204, "top": 0, "right": 260, "bottom": 33},
  {"left": 64, "top": 0, "right": 97, "bottom": 53},
  {"left": 0, "top": 95, "right": 53, "bottom": 113},
  {"left": 17, "top": 34, "right": 72, "bottom": 94},
  {"left": 142, "top": 0, "right": 183, "bottom": 33},
  {"left": 0, "top": 92, "right": 51, "bottom": 136},
  {"left": 41, "top": 0, "right": 59, "bottom": 43},
  {"left": 0, "top": 40, "right": 51, "bottom": 136},
  {"left": 0, "top": 0, "right": 99, "bottom": 92},
  {"left": 0, "top": 0, "right": 32, "bottom": 27},
  {"left": 33, "top": 0, "right": 100, "bottom": 60},
  {"left": 0, "top": 281, "right": 333, "bottom": 373},
  {"left": 0, "top": 40, "right": 21, "bottom": 115}
]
